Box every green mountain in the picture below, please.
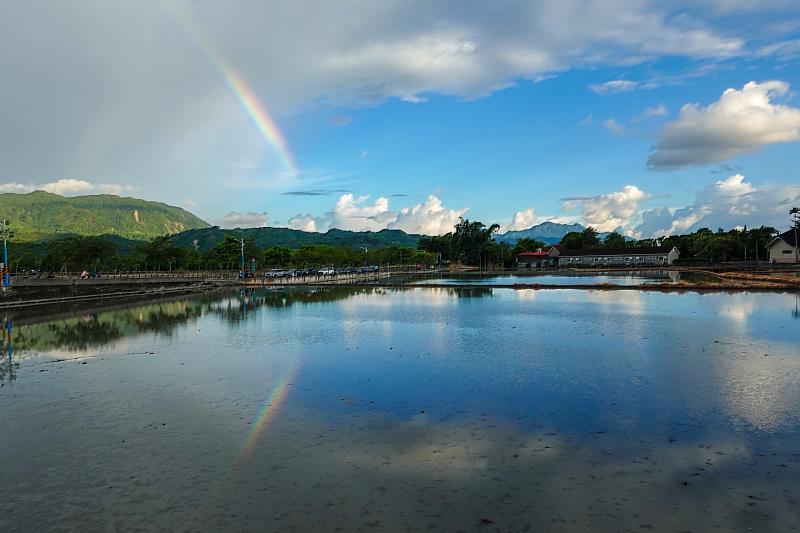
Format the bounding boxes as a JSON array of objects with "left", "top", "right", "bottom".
[
  {"left": 170, "top": 226, "right": 422, "bottom": 251},
  {"left": 0, "top": 191, "right": 210, "bottom": 241}
]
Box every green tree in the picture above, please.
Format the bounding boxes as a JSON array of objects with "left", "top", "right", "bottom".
[
  {"left": 451, "top": 218, "right": 500, "bottom": 265},
  {"left": 205, "top": 235, "right": 262, "bottom": 269},
  {"left": 602, "top": 231, "right": 627, "bottom": 248},
  {"left": 140, "top": 236, "right": 188, "bottom": 271},
  {"left": 560, "top": 231, "right": 584, "bottom": 249},
  {"left": 512, "top": 237, "right": 547, "bottom": 254},
  {"left": 42, "top": 236, "right": 118, "bottom": 271},
  {"left": 560, "top": 227, "right": 599, "bottom": 249},
  {"left": 263, "top": 246, "right": 292, "bottom": 267},
  {"left": 581, "top": 227, "right": 599, "bottom": 246}
]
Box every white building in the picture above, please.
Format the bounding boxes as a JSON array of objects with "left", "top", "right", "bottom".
[
  {"left": 553, "top": 245, "right": 680, "bottom": 267},
  {"left": 767, "top": 229, "right": 799, "bottom": 264}
]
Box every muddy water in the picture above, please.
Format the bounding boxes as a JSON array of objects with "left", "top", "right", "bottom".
[{"left": 1, "top": 288, "right": 799, "bottom": 531}]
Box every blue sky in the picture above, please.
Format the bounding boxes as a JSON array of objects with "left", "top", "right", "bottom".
[{"left": 1, "top": 1, "right": 799, "bottom": 236}]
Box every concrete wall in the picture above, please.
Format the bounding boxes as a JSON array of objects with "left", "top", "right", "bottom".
[{"left": 769, "top": 238, "right": 799, "bottom": 264}]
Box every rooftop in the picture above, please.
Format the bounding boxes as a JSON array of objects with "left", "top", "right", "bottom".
[
  {"left": 554, "top": 245, "right": 675, "bottom": 257},
  {"left": 770, "top": 228, "right": 799, "bottom": 247}
]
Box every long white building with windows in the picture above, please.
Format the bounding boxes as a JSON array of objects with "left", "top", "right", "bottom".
[
  {"left": 552, "top": 244, "right": 679, "bottom": 267},
  {"left": 517, "top": 244, "right": 680, "bottom": 269}
]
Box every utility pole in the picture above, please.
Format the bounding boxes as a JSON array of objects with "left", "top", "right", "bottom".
[
  {"left": 791, "top": 207, "right": 800, "bottom": 265},
  {"left": 755, "top": 240, "right": 759, "bottom": 272},
  {"left": 240, "top": 238, "right": 245, "bottom": 273},
  {"left": 2, "top": 220, "right": 10, "bottom": 287}
]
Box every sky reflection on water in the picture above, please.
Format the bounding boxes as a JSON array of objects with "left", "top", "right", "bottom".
[{"left": 1, "top": 287, "right": 799, "bottom": 531}]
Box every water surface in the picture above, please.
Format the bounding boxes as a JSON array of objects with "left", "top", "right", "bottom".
[
  {"left": 410, "top": 270, "right": 685, "bottom": 286},
  {"left": 1, "top": 287, "right": 799, "bottom": 531}
]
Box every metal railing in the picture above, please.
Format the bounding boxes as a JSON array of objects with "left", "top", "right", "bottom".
[{"left": 13, "top": 270, "right": 240, "bottom": 281}]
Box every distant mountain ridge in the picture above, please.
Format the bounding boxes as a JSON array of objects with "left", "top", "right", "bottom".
[
  {"left": 497, "top": 221, "right": 587, "bottom": 244},
  {"left": 1, "top": 190, "right": 616, "bottom": 250},
  {"left": 170, "top": 226, "right": 423, "bottom": 251},
  {"left": 0, "top": 191, "right": 209, "bottom": 241}
]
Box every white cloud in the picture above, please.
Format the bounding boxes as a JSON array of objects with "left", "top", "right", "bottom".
[
  {"left": 286, "top": 214, "right": 320, "bottom": 233},
  {"left": 648, "top": 81, "right": 800, "bottom": 169},
  {"left": 0, "top": 183, "right": 36, "bottom": 194},
  {"left": 286, "top": 193, "right": 466, "bottom": 235},
  {"left": 0, "top": 179, "right": 134, "bottom": 196},
  {"left": 563, "top": 185, "right": 647, "bottom": 233},
  {"left": 331, "top": 194, "right": 396, "bottom": 232},
  {"left": 215, "top": 211, "right": 269, "bottom": 229},
  {"left": 589, "top": 80, "right": 641, "bottom": 94},
  {"left": 636, "top": 174, "right": 800, "bottom": 237},
  {"left": 0, "top": 1, "right": 748, "bottom": 208},
  {"left": 603, "top": 118, "right": 626, "bottom": 135},
  {"left": 505, "top": 208, "right": 539, "bottom": 231},
  {"left": 641, "top": 103, "right": 668, "bottom": 118},
  {"left": 757, "top": 39, "right": 800, "bottom": 61},
  {"left": 390, "top": 194, "right": 467, "bottom": 235},
  {"left": 714, "top": 173, "right": 755, "bottom": 196}
]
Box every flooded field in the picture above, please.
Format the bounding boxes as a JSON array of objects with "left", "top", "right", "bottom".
[{"left": 1, "top": 287, "right": 799, "bottom": 531}]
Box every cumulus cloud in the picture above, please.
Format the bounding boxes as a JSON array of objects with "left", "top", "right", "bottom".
[
  {"left": 648, "top": 81, "right": 800, "bottom": 169},
  {"left": 391, "top": 195, "right": 468, "bottom": 235},
  {"left": 330, "top": 194, "right": 396, "bottom": 232},
  {"left": 286, "top": 214, "right": 320, "bottom": 233},
  {"left": 215, "top": 211, "right": 269, "bottom": 229},
  {"left": 0, "top": 179, "right": 134, "bottom": 196},
  {"left": 505, "top": 208, "right": 539, "bottom": 231},
  {"left": 285, "top": 193, "right": 466, "bottom": 235},
  {"left": 560, "top": 175, "right": 800, "bottom": 238},
  {"left": 563, "top": 185, "right": 647, "bottom": 233},
  {"left": 636, "top": 174, "right": 800, "bottom": 237},
  {"left": 0, "top": 183, "right": 36, "bottom": 194}
]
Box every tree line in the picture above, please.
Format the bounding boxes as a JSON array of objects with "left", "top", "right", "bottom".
[
  {"left": 6, "top": 218, "right": 787, "bottom": 272},
  {"left": 558, "top": 225, "right": 779, "bottom": 263},
  {"left": 9, "top": 234, "right": 435, "bottom": 272}
]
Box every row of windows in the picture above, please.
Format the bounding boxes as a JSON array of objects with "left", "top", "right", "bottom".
[{"left": 561, "top": 256, "right": 667, "bottom": 263}]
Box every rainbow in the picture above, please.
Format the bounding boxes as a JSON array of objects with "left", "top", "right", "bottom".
[
  {"left": 237, "top": 359, "right": 300, "bottom": 462},
  {"left": 165, "top": 2, "right": 298, "bottom": 177}
]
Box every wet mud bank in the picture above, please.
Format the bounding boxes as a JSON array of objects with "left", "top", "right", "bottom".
[{"left": 0, "top": 280, "right": 228, "bottom": 309}]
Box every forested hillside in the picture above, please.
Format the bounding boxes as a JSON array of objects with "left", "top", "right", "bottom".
[{"left": 0, "top": 191, "right": 209, "bottom": 241}]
